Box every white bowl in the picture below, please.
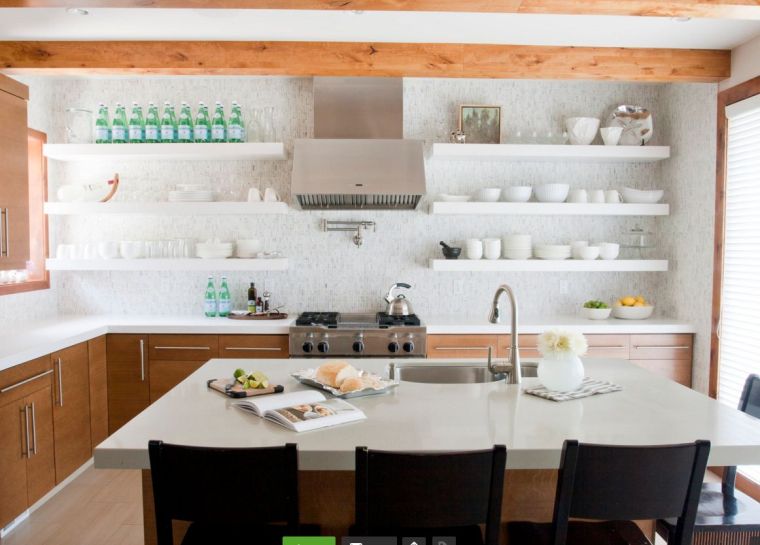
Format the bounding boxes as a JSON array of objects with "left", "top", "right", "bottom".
[
  {"left": 97, "top": 241, "right": 120, "bottom": 259},
  {"left": 119, "top": 241, "right": 144, "bottom": 259},
  {"left": 622, "top": 187, "right": 664, "bottom": 204},
  {"left": 236, "top": 239, "right": 262, "bottom": 258},
  {"left": 502, "top": 186, "right": 532, "bottom": 203},
  {"left": 599, "top": 242, "right": 620, "bottom": 260},
  {"left": 612, "top": 305, "right": 655, "bottom": 320},
  {"left": 504, "top": 248, "right": 532, "bottom": 260},
  {"left": 581, "top": 307, "right": 612, "bottom": 320},
  {"left": 503, "top": 234, "right": 532, "bottom": 249},
  {"left": 534, "top": 184, "right": 570, "bottom": 203},
  {"left": 565, "top": 117, "right": 600, "bottom": 145},
  {"left": 577, "top": 246, "right": 600, "bottom": 260},
  {"left": 439, "top": 194, "right": 471, "bottom": 202},
  {"left": 475, "top": 188, "right": 502, "bottom": 202},
  {"left": 196, "top": 241, "right": 234, "bottom": 259}
]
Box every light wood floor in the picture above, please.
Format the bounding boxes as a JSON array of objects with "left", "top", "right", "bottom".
[{"left": 2, "top": 467, "right": 143, "bottom": 545}]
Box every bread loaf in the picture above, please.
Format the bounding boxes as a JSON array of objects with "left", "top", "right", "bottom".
[
  {"left": 339, "top": 376, "right": 366, "bottom": 393},
  {"left": 315, "top": 361, "right": 360, "bottom": 388}
]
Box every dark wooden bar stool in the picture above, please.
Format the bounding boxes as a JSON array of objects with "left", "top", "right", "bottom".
[
  {"left": 148, "top": 440, "right": 319, "bottom": 545},
  {"left": 508, "top": 439, "right": 710, "bottom": 545},
  {"left": 658, "top": 374, "right": 760, "bottom": 545},
  {"left": 354, "top": 445, "right": 507, "bottom": 545}
]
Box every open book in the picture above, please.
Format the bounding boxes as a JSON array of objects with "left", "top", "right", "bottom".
[{"left": 232, "top": 390, "right": 366, "bottom": 432}]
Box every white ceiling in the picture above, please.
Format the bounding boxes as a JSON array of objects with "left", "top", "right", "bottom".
[{"left": 0, "top": 8, "right": 759, "bottom": 50}]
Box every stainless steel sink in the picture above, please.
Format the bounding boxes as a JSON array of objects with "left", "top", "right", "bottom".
[{"left": 391, "top": 361, "right": 538, "bottom": 384}]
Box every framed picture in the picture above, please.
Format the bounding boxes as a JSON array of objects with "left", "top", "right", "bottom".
[{"left": 459, "top": 105, "right": 501, "bottom": 144}]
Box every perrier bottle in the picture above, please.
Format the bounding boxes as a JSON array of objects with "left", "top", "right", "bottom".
[
  {"left": 111, "top": 103, "right": 128, "bottom": 144},
  {"left": 177, "top": 102, "right": 194, "bottom": 143},
  {"left": 144, "top": 102, "right": 160, "bottom": 143},
  {"left": 194, "top": 101, "right": 210, "bottom": 143}
]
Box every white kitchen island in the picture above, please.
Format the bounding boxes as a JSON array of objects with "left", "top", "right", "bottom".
[{"left": 95, "top": 357, "right": 760, "bottom": 543}]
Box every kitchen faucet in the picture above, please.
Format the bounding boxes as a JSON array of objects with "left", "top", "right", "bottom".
[{"left": 488, "top": 284, "right": 521, "bottom": 384}]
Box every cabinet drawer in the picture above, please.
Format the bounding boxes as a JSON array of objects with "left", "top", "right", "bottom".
[
  {"left": 148, "top": 335, "right": 218, "bottom": 361},
  {"left": 149, "top": 360, "right": 205, "bottom": 402},
  {"left": 630, "top": 359, "right": 692, "bottom": 387},
  {"left": 427, "top": 335, "right": 499, "bottom": 359},
  {"left": 219, "top": 335, "right": 289, "bottom": 359},
  {"left": 0, "top": 356, "right": 52, "bottom": 406},
  {"left": 630, "top": 334, "right": 693, "bottom": 360},
  {"left": 498, "top": 335, "right": 540, "bottom": 358},
  {"left": 106, "top": 334, "right": 147, "bottom": 362},
  {"left": 584, "top": 335, "right": 630, "bottom": 359}
]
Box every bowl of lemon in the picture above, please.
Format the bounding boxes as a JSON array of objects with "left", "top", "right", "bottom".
[{"left": 612, "top": 295, "right": 654, "bottom": 320}]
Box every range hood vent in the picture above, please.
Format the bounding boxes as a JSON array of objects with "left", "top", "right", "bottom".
[{"left": 291, "top": 77, "right": 426, "bottom": 210}]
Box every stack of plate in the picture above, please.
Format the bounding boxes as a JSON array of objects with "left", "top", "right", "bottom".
[
  {"left": 502, "top": 234, "right": 532, "bottom": 260},
  {"left": 168, "top": 189, "right": 215, "bottom": 202},
  {"left": 196, "top": 240, "right": 234, "bottom": 259},
  {"left": 534, "top": 244, "right": 572, "bottom": 260}
]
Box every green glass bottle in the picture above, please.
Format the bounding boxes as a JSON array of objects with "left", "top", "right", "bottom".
[
  {"left": 194, "top": 101, "right": 210, "bottom": 143},
  {"left": 177, "top": 102, "right": 194, "bottom": 143},
  {"left": 160, "top": 101, "right": 177, "bottom": 143},
  {"left": 128, "top": 102, "right": 145, "bottom": 143},
  {"left": 144, "top": 102, "right": 160, "bottom": 143},
  {"left": 94, "top": 103, "right": 111, "bottom": 144},
  {"left": 111, "top": 103, "right": 128, "bottom": 144},
  {"left": 203, "top": 276, "right": 217, "bottom": 318},
  {"left": 211, "top": 101, "right": 227, "bottom": 143},
  {"left": 227, "top": 101, "right": 245, "bottom": 143},
  {"left": 218, "top": 276, "right": 231, "bottom": 317}
]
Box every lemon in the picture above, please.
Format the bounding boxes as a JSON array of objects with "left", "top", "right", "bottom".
[
  {"left": 622, "top": 296, "right": 637, "bottom": 306},
  {"left": 635, "top": 295, "right": 646, "bottom": 304}
]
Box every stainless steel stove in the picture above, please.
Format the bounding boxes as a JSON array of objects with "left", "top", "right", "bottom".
[{"left": 289, "top": 311, "right": 427, "bottom": 357}]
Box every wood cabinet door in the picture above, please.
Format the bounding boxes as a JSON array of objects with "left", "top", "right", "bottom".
[
  {"left": 148, "top": 334, "right": 218, "bottom": 361},
  {"left": 51, "top": 342, "right": 92, "bottom": 483},
  {"left": 498, "top": 334, "right": 541, "bottom": 358},
  {"left": 0, "top": 399, "right": 28, "bottom": 528},
  {"left": 219, "top": 335, "right": 289, "bottom": 359},
  {"left": 426, "top": 335, "right": 499, "bottom": 359},
  {"left": 149, "top": 360, "right": 205, "bottom": 402},
  {"left": 629, "top": 334, "right": 694, "bottom": 361},
  {"left": 584, "top": 335, "right": 630, "bottom": 359},
  {"left": 88, "top": 336, "right": 109, "bottom": 449},
  {"left": 25, "top": 385, "right": 56, "bottom": 505},
  {"left": 630, "top": 359, "right": 692, "bottom": 388},
  {"left": 0, "top": 77, "right": 30, "bottom": 270},
  {"left": 106, "top": 335, "right": 149, "bottom": 434}
]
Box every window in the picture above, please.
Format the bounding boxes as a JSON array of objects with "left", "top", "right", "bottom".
[{"left": 0, "top": 128, "right": 49, "bottom": 295}]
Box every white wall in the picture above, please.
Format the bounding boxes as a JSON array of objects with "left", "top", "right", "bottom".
[{"left": 721, "top": 34, "right": 760, "bottom": 91}]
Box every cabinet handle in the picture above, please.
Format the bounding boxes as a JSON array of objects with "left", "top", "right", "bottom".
[
  {"left": 0, "top": 368, "right": 54, "bottom": 393},
  {"left": 224, "top": 347, "right": 282, "bottom": 352},
  {"left": 434, "top": 346, "right": 492, "bottom": 351},
  {"left": 139, "top": 339, "right": 145, "bottom": 382},
  {"left": 3, "top": 208, "right": 9, "bottom": 257},
  {"left": 633, "top": 345, "right": 690, "bottom": 350},
  {"left": 588, "top": 345, "right": 627, "bottom": 350},
  {"left": 56, "top": 358, "right": 64, "bottom": 406},
  {"left": 22, "top": 405, "right": 31, "bottom": 458},
  {"left": 31, "top": 402, "right": 37, "bottom": 455},
  {"left": 154, "top": 346, "right": 211, "bottom": 350},
  {"left": 0, "top": 208, "right": 5, "bottom": 257}
]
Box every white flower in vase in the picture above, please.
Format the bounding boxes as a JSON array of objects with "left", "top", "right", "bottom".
[{"left": 536, "top": 329, "right": 588, "bottom": 392}]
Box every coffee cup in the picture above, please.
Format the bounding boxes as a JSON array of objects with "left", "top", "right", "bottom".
[
  {"left": 263, "top": 187, "right": 280, "bottom": 202},
  {"left": 465, "top": 239, "right": 484, "bottom": 260},
  {"left": 568, "top": 189, "right": 588, "bottom": 203},
  {"left": 571, "top": 240, "right": 589, "bottom": 259},
  {"left": 483, "top": 238, "right": 501, "bottom": 260},
  {"left": 605, "top": 190, "right": 622, "bottom": 203},
  {"left": 589, "top": 190, "right": 605, "bottom": 204},
  {"left": 247, "top": 188, "right": 262, "bottom": 202}
]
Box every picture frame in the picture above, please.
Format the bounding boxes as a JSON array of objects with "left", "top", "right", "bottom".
[{"left": 459, "top": 105, "right": 501, "bottom": 144}]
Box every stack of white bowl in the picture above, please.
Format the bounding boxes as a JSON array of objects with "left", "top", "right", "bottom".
[
  {"left": 502, "top": 234, "right": 532, "bottom": 260},
  {"left": 534, "top": 244, "right": 572, "bottom": 260}
]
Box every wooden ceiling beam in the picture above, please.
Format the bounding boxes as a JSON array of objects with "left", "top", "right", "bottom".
[
  {"left": 1, "top": 0, "right": 759, "bottom": 19},
  {"left": 0, "top": 41, "right": 731, "bottom": 82}
]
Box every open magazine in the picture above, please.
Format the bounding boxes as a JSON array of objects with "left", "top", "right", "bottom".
[{"left": 232, "top": 390, "right": 366, "bottom": 432}]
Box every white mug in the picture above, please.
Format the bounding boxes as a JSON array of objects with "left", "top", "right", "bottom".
[
  {"left": 589, "top": 190, "right": 605, "bottom": 204},
  {"left": 568, "top": 189, "right": 588, "bottom": 203},
  {"left": 601, "top": 126, "right": 623, "bottom": 146},
  {"left": 465, "top": 239, "right": 483, "bottom": 260},
  {"left": 483, "top": 238, "right": 501, "bottom": 260},
  {"left": 263, "top": 187, "right": 280, "bottom": 202},
  {"left": 599, "top": 242, "right": 620, "bottom": 260},
  {"left": 570, "top": 240, "right": 589, "bottom": 259},
  {"left": 247, "top": 188, "right": 262, "bottom": 202},
  {"left": 605, "top": 190, "right": 622, "bottom": 203}
]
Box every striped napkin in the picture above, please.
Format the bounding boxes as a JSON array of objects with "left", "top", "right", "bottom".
[{"left": 524, "top": 377, "right": 622, "bottom": 402}]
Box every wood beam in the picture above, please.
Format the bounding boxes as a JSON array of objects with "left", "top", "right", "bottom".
[
  {"left": 1, "top": 0, "right": 759, "bottom": 20},
  {"left": 0, "top": 41, "right": 731, "bottom": 82}
]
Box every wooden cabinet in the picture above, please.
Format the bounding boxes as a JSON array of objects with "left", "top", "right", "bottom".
[
  {"left": 498, "top": 334, "right": 541, "bottom": 358},
  {"left": 148, "top": 335, "right": 218, "bottom": 402},
  {"left": 0, "top": 356, "right": 55, "bottom": 529},
  {"left": 106, "top": 334, "right": 149, "bottom": 434},
  {"left": 630, "top": 334, "right": 693, "bottom": 387},
  {"left": 0, "top": 75, "right": 30, "bottom": 270},
  {"left": 584, "top": 335, "right": 630, "bottom": 359},
  {"left": 426, "top": 334, "right": 500, "bottom": 359},
  {"left": 51, "top": 342, "right": 92, "bottom": 483},
  {"left": 87, "top": 336, "right": 108, "bottom": 449},
  {"left": 219, "top": 334, "right": 289, "bottom": 359}
]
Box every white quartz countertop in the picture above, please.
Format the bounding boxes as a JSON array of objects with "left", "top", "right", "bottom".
[
  {"left": 94, "top": 357, "right": 760, "bottom": 471},
  {"left": 0, "top": 314, "right": 695, "bottom": 372}
]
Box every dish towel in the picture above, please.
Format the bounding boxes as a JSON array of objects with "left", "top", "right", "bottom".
[{"left": 524, "top": 377, "right": 622, "bottom": 402}]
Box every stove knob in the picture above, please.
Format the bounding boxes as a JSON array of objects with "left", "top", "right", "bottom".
[
  {"left": 302, "top": 341, "right": 314, "bottom": 353},
  {"left": 352, "top": 341, "right": 365, "bottom": 353},
  {"left": 403, "top": 341, "right": 415, "bottom": 353},
  {"left": 317, "top": 341, "right": 330, "bottom": 353},
  {"left": 388, "top": 341, "right": 400, "bottom": 353}
]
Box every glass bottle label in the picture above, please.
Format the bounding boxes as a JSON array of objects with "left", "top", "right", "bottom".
[
  {"left": 194, "top": 126, "right": 208, "bottom": 140},
  {"left": 218, "top": 299, "right": 231, "bottom": 314},
  {"left": 228, "top": 125, "right": 242, "bottom": 140},
  {"left": 145, "top": 126, "right": 159, "bottom": 140},
  {"left": 160, "top": 126, "right": 175, "bottom": 140},
  {"left": 211, "top": 126, "right": 225, "bottom": 140},
  {"left": 204, "top": 299, "right": 217, "bottom": 315},
  {"left": 178, "top": 126, "right": 192, "bottom": 140},
  {"left": 95, "top": 127, "right": 110, "bottom": 141},
  {"left": 112, "top": 127, "right": 126, "bottom": 141},
  {"left": 128, "top": 126, "right": 143, "bottom": 141}
]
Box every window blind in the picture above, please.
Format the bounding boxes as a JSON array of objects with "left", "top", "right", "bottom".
[{"left": 720, "top": 94, "right": 760, "bottom": 481}]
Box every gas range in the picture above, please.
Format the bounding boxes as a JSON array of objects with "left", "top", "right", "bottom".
[{"left": 289, "top": 311, "right": 427, "bottom": 357}]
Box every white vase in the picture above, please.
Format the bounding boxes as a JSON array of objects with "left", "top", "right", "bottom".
[{"left": 538, "top": 353, "right": 585, "bottom": 392}]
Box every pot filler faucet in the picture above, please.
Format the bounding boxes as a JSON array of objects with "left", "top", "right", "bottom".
[{"left": 488, "top": 284, "right": 522, "bottom": 385}]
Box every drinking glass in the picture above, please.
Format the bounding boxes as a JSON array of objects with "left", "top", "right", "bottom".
[
  {"left": 65, "top": 108, "right": 93, "bottom": 143},
  {"left": 261, "top": 107, "right": 276, "bottom": 142}
]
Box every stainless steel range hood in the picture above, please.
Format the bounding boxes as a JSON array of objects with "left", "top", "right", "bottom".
[{"left": 292, "top": 77, "right": 426, "bottom": 210}]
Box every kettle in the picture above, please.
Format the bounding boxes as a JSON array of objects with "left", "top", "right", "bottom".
[{"left": 384, "top": 283, "right": 414, "bottom": 316}]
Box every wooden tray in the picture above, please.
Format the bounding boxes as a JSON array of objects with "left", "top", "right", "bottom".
[
  {"left": 227, "top": 312, "right": 289, "bottom": 320},
  {"left": 207, "top": 378, "right": 284, "bottom": 398}
]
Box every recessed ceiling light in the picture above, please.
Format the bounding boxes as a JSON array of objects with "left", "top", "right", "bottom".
[
  {"left": 672, "top": 16, "right": 692, "bottom": 22},
  {"left": 66, "top": 7, "right": 89, "bottom": 15}
]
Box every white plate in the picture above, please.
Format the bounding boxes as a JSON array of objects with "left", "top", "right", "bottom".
[{"left": 439, "top": 194, "right": 471, "bottom": 202}]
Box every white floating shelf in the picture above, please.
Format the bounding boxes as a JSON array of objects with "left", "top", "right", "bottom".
[
  {"left": 429, "top": 202, "right": 669, "bottom": 216},
  {"left": 43, "top": 142, "right": 287, "bottom": 162},
  {"left": 46, "top": 258, "right": 289, "bottom": 272},
  {"left": 431, "top": 143, "right": 670, "bottom": 163},
  {"left": 429, "top": 259, "right": 668, "bottom": 272},
  {"left": 44, "top": 201, "right": 288, "bottom": 216}
]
